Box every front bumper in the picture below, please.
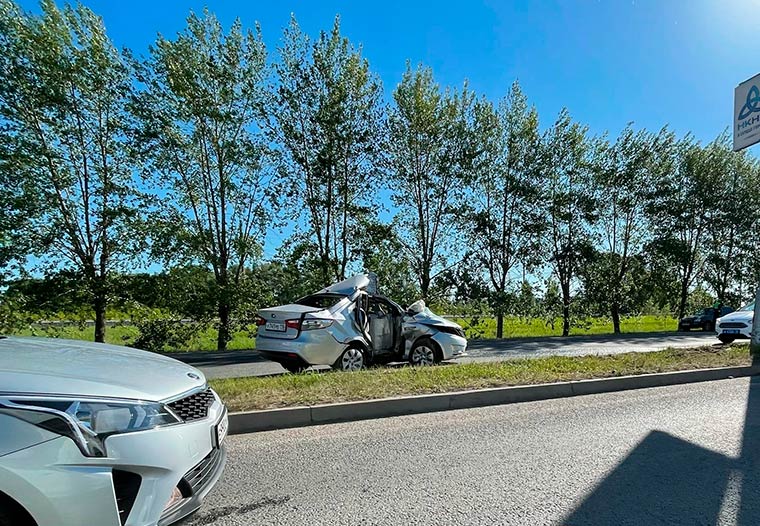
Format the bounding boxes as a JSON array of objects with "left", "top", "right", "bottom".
[
  {"left": 716, "top": 323, "right": 752, "bottom": 339},
  {"left": 0, "top": 390, "right": 227, "bottom": 526},
  {"left": 431, "top": 333, "right": 468, "bottom": 360},
  {"left": 158, "top": 444, "right": 227, "bottom": 525}
]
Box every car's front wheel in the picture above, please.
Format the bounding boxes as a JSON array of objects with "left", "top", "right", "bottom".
[
  {"left": 410, "top": 339, "right": 439, "bottom": 366},
  {"left": 718, "top": 334, "right": 736, "bottom": 344},
  {"left": 337, "top": 347, "right": 365, "bottom": 372}
]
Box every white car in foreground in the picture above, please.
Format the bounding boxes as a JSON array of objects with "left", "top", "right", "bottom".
[
  {"left": 715, "top": 303, "right": 755, "bottom": 344},
  {"left": 0, "top": 337, "right": 228, "bottom": 526}
]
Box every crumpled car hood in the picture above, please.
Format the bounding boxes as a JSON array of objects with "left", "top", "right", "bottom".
[{"left": 407, "top": 311, "right": 462, "bottom": 329}]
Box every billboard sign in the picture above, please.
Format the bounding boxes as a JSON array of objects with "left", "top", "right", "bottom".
[{"left": 734, "top": 73, "right": 760, "bottom": 151}]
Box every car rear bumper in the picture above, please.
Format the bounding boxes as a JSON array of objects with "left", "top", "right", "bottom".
[{"left": 256, "top": 332, "right": 346, "bottom": 366}]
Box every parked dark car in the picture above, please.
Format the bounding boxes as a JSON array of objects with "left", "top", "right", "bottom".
[{"left": 678, "top": 306, "right": 734, "bottom": 332}]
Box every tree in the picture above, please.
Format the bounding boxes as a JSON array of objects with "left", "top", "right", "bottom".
[
  {"left": 592, "top": 125, "right": 658, "bottom": 332},
  {"left": 133, "top": 10, "right": 271, "bottom": 351},
  {"left": 387, "top": 64, "right": 479, "bottom": 300},
  {"left": 700, "top": 133, "right": 760, "bottom": 306},
  {"left": 270, "top": 15, "right": 385, "bottom": 285},
  {"left": 467, "top": 80, "right": 541, "bottom": 337},
  {"left": 0, "top": 0, "right": 140, "bottom": 342},
  {"left": 538, "top": 109, "right": 599, "bottom": 336},
  {"left": 647, "top": 135, "right": 714, "bottom": 319}
]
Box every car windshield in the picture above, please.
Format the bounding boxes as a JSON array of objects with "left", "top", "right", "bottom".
[
  {"left": 740, "top": 303, "right": 755, "bottom": 312},
  {"left": 295, "top": 293, "right": 345, "bottom": 309}
]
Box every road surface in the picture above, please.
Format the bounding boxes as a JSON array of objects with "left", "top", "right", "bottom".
[
  {"left": 177, "top": 331, "right": 719, "bottom": 379},
  {"left": 185, "top": 376, "right": 760, "bottom": 525}
]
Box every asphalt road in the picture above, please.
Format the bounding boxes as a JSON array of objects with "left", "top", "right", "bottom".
[
  {"left": 185, "top": 376, "right": 760, "bottom": 525},
  {"left": 177, "top": 331, "right": 719, "bottom": 379}
]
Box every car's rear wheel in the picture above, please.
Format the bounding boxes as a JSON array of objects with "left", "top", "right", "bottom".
[
  {"left": 718, "top": 334, "right": 736, "bottom": 344},
  {"left": 338, "top": 347, "right": 365, "bottom": 372},
  {"left": 410, "top": 339, "right": 439, "bottom": 366}
]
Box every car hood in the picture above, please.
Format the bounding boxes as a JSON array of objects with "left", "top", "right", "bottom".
[
  {"left": 719, "top": 311, "right": 754, "bottom": 323},
  {"left": 680, "top": 316, "right": 695, "bottom": 323},
  {"left": 0, "top": 337, "right": 206, "bottom": 402},
  {"left": 408, "top": 310, "right": 462, "bottom": 329}
]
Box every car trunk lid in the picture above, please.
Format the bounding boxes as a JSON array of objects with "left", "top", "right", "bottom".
[{"left": 257, "top": 304, "right": 324, "bottom": 339}]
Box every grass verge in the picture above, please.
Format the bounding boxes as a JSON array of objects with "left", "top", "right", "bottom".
[{"left": 211, "top": 344, "right": 752, "bottom": 412}]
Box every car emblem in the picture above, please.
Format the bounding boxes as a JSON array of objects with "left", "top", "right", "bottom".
[
  {"left": 187, "top": 372, "right": 200, "bottom": 380},
  {"left": 272, "top": 313, "right": 276, "bottom": 318}
]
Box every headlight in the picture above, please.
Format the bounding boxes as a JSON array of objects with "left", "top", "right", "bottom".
[{"left": 0, "top": 397, "right": 181, "bottom": 457}]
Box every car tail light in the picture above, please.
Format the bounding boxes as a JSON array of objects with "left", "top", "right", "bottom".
[
  {"left": 286, "top": 319, "right": 301, "bottom": 330},
  {"left": 255, "top": 316, "right": 266, "bottom": 326},
  {"left": 301, "top": 319, "right": 333, "bottom": 330}
]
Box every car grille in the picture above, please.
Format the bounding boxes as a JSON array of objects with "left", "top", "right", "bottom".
[
  {"left": 182, "top": 447, "right": 224, "bottom": 496},
  {"left": 721, "top": 322, "right": 748, "bottom": 329},
  {"left": 168, "top": 388, "right": 215, "bottom": 422}
]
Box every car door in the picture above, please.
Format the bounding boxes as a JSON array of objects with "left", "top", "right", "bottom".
[{"left": 368, "top": 297, "right": 394, "bottom": 353}]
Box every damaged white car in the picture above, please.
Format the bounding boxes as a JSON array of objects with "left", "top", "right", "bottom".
[{"left": 255, "top": 275, "right": 468, "bottom": 372}]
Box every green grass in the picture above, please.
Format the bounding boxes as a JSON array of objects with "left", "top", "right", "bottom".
[
  {"left": 211, "top": 344, "right": 751, "bottom": 412},
  {"left": 10, "top": 324, "right": 256, "bottom": 352},
  {"left": 9, "top": 314, "right": 677, "bottom": 352},
  {"left": 454, "top": 315, "right": 676, "bottom": 339}
]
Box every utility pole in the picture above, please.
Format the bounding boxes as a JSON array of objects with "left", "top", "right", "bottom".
[{"left": 752, "top": 284, "right": 760, "bottom": 355}]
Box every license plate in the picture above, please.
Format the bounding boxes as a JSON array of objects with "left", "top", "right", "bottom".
[
  {"left": 266, "top": 321, "right": 286, "bottom": 332},
  {"left": 215, "top": 411, "right": 229, "bottom": 447},
  {"left": 724, "top": 329, "right": 740, "bottom": 334}
]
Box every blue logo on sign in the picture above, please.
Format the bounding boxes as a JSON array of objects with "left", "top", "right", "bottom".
[{"left": 739, "top": 85, "right": 760, "bottom": 120}]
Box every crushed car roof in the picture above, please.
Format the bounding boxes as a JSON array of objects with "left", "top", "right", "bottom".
[{"left": 320, "top": 274, "right": 370, "bottom": 295}]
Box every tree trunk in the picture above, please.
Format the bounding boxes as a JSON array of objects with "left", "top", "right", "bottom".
[
  {"left": 93, "top": 290, "right": 106, "bottom": 343},
  {"left": 561, "top": 281, "right": 571, "bottom": 337},
  {"left": 677, "top": 278, "right": 689, "bottom": 320},
  {"left": 217, "top": 300, "right": 231, "bottom": 352},
  {"left": 611, "top": 303, "right": 621, "bottom": 334},
  {"left": 420, "top": 268, "right": 430, "bottom": 302},
  {"left": 496, "top": 312, "right": 504, "bottom": 339}
]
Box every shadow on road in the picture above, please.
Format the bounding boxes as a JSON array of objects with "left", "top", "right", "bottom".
[{"left": 563, "top": 366, "right": 760, "bottom": 525}]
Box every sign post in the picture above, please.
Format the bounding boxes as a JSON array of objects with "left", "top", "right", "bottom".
[{"left": 734, "top": 74, "right": 760, "bottom": 355}]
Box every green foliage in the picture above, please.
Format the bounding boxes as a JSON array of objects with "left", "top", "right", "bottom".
[
  {"left": 0, "top": 0, "right": 142, "bottom": 341},
  {"left": 133, "top": 9, "right": 271, "bottom": 350},
  {"left": 3, "top": 2, "right": 760, "bottom": 344},
  {"left": 538, "top": 109, "right": 600, "bottom": 335},
  {"left": 132, "top": 318, "right": 206, "bottom": 353},
  {"left": 466, "top": 81, "right": 542, "bottom": 336},
  {"left": 387, "top": 64, "right": 481, "bottom": 298},
  {"left": 271, "top": 15, "right": 385, "bottom": 284}
]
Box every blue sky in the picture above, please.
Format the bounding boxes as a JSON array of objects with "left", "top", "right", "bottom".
[{"left": 19, "top": 0, "right": 760, "bottom": 143}]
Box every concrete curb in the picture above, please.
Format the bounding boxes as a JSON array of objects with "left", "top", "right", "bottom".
[{"left": 228, "top": 365, "right": 760, "bottom": 435}]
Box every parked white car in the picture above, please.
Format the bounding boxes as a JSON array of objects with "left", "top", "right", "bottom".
[
  {"left": 255, "top": 274, "right": 468, "bottom": 372},
  {"left": 715, "top": 303, "right": 754, "bottom": 344},
  {"left": 0, "top": 337, "right": 228, "bottom": 526}
]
